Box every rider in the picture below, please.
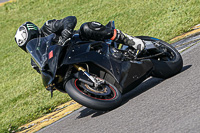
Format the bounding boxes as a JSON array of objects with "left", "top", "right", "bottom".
[{"left": 15, "top": 16, "right": 145, "bottom": 72}]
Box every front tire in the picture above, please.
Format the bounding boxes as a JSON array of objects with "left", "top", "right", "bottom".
[{"left": 65, "top": 78, "right": 122, "bottom": 111}]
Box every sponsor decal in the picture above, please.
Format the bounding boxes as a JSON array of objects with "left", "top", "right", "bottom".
[
  {"left": 48, "top": 50, "right": 53, "bottom": 59},
  {"left": 27, "top": 24, "right": 38, "bottom": 30}
]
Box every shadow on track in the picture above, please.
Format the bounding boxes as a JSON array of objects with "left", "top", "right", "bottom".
[
  {"left": 76, "top": 65, "right": 191, "bottom": 119},
  {"left": 77, "top": 108, "right": 108, "bottom": 119}
]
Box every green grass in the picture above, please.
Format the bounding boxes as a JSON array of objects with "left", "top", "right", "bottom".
[{"left": 0, "top": 0, "right": 200, "bottom": 132}]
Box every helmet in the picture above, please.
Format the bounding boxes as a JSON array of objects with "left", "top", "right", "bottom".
[{"left": 15, "top": 22, "right": 39, "bottom": 52}]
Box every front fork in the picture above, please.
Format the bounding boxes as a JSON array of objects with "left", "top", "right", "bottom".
[{"left": 73, "top": 64, "right": 100, "bottom": 87}]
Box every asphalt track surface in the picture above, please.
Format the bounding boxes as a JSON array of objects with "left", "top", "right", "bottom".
[
  {"left": 0, "top": 0, "right": 9, "bottom": 3},
  {"left": 37, "top": 37, "right": 200, "bottom": 133}
]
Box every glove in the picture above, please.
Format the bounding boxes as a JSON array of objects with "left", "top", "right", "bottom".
[
  {"left": 58, "top": 36, "right": 71, "bottom": 46},
  {"left": 58, "top": 29, "right": 72, "bottom": 46}
]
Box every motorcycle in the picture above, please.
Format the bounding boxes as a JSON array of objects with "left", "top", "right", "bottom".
[{"left": 26, "top": 21, "right": 183, "bottom": 111}]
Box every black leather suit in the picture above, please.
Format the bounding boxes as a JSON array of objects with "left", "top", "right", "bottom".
[
  {"left": 40, "top": 16, "right": 114, "bottom": 43},
  {"left": 40, "top": 16, "right": 77, "bottom": 44},
  {"left": 31, "top": 16, "right": 133, "bottom": 73}
]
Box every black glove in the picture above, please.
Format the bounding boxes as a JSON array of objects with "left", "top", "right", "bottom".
[
  {"left": 58, "top": 29, "right": 72, "bottom": 46},
  {"left": 58, "top": 36, "right": 71, "bottom": 46}
]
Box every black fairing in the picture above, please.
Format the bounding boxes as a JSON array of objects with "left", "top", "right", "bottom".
[
  {"left": 26, "top": 33, "right": 153, "bottom": 93},
  {"left": 62, "top": 34, "right": 153, "bottom": 93},
  {"left": 26, "top": 34, "right": 62, "bottom": 87},
  {"left": 109, "top": 58, "right": 153, "bottom": 93}
]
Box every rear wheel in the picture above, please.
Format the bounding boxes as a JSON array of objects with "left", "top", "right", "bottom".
[
  {"left": 65, "top": 78, "right": 122, "bottom": 111},
  {"left": 150, "top": 40, "right": 183, "bottom": 78}
]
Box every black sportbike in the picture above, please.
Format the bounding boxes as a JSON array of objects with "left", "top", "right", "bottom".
[{"left": 26, "top": 21, "right": 183, "bottom": 111}]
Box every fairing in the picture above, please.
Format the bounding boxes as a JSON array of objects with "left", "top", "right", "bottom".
[
  {"left": 26, "top": 34, "right": 62, "bottom": 87},
  {"left": 26, "top": 33, "right": 154, "bottom": 93},
  {"left": 62, "top": 35, "right": 153, "bottom": 93}
]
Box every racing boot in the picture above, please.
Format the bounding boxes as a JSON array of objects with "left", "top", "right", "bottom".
[{"left": 111, "top": 29, "right": 145, "bottom": 52}]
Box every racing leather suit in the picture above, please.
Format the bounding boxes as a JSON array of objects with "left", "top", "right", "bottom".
[
  {"left": 40, "top": 16, "right": 77, "bottom": 45},
  {"left": 31, "top": 16, "right": 144, "bottom": 73}
]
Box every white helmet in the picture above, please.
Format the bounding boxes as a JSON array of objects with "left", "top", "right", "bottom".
[{"left": 15, "top": 22, "right": 39, "bottom": 52}]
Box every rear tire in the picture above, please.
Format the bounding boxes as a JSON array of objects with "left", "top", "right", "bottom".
[
  {"left": 65, "top": 78, "right": 122, "bottom": 111},
  {"left": 151, "top": 40, "right": 183, "bottom": 79}
]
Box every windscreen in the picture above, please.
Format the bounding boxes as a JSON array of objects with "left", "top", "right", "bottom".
[{"left": 26, "top": 34, "right": 55, "bottom": 68}]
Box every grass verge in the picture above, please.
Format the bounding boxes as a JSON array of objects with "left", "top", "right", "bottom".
[{"left": 0, "top": 0, "right": 200, "bottom": 132}]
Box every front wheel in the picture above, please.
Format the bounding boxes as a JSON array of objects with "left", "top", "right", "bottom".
[{"left": 65, "top": 78, "right": 122, "bottom": 111}]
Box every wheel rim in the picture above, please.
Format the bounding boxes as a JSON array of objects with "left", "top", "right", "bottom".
[
  {"left": 74, "top": 79, "right": 117, "bottom": 100},
  {"left": 157, "top": 42, "right": 177, "bottom": 61}
]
